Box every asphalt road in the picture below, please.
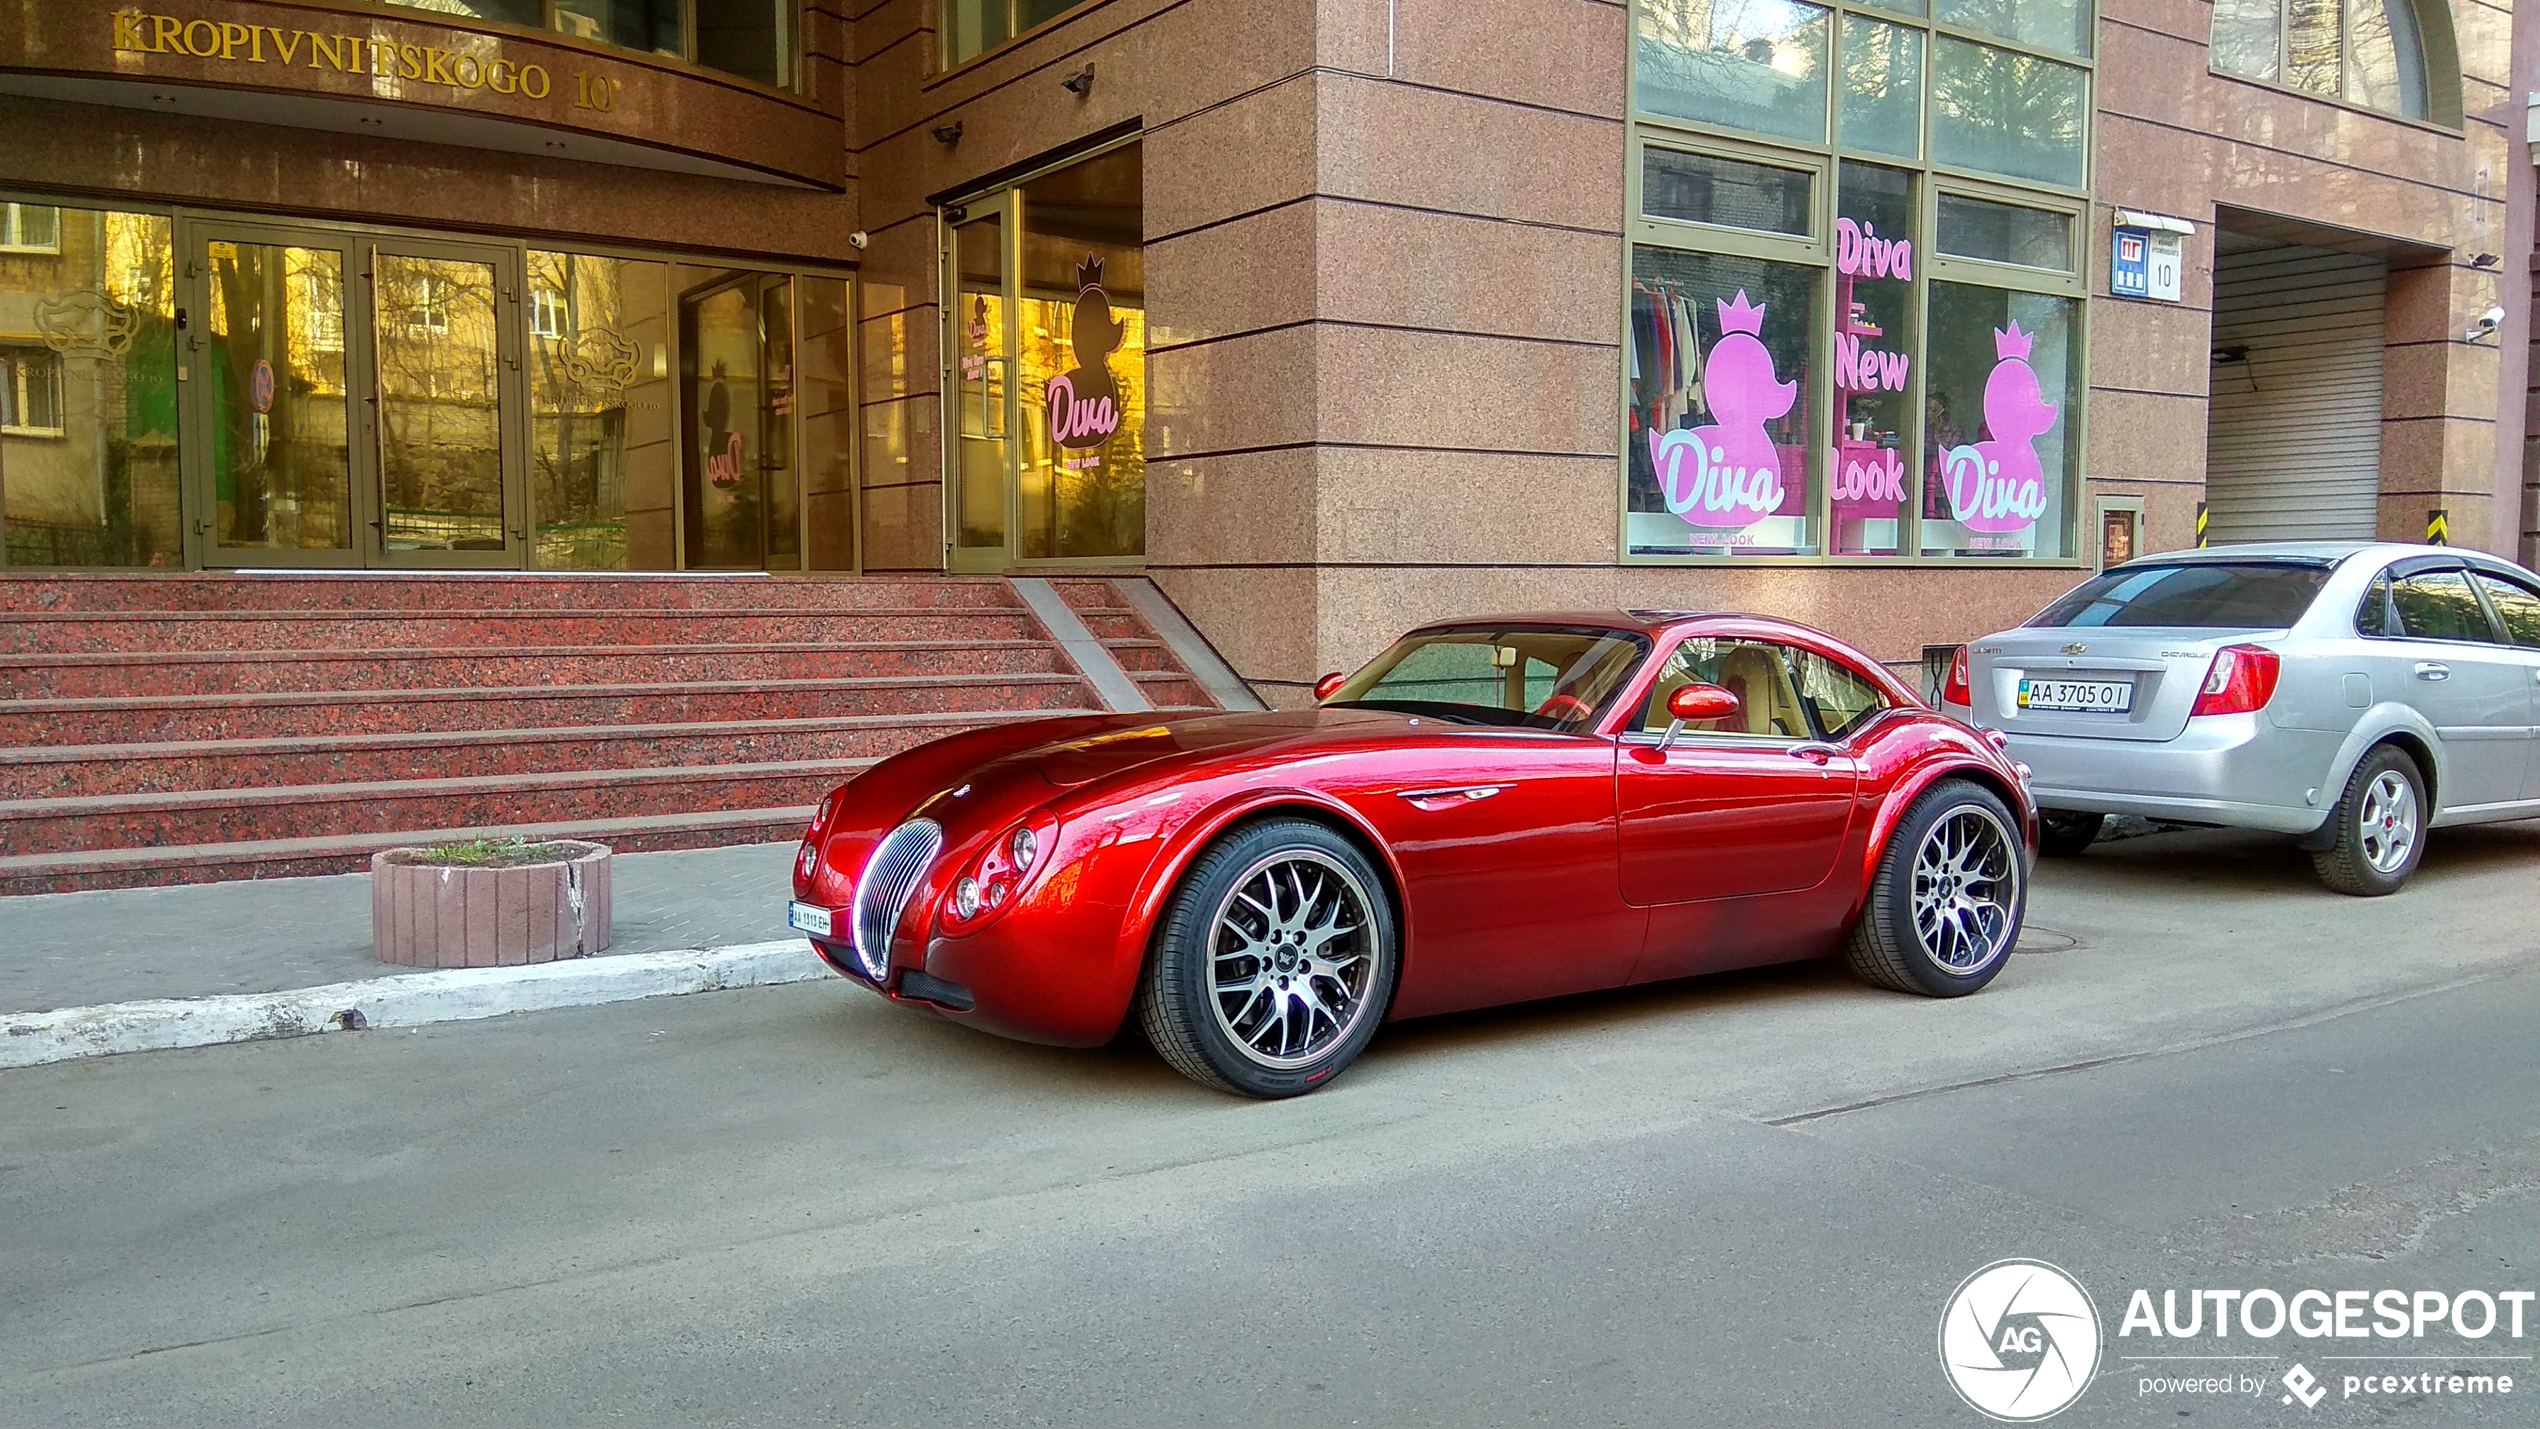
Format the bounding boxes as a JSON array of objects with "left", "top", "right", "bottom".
[{"left": 6, "top": 822, "right": 2539, "bottom": 1428}]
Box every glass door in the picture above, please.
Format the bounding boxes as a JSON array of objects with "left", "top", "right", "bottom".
[
  {"left": 366, "top": 239, "right": 524, "bottom": 567},
  {"left": 676, "top": 270, "right": 802, "bottom": 570},
  {"left": 183, "top": 222, "right": 361, "bottom": 567},
  {"left": 946, "top": 196, "right": 1012, "bottom": 573}
]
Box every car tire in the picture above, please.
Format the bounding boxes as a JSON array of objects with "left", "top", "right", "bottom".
[
  {"left": 1137, "top": 818, "right": 1397, "bottom": 1098},
  {"left": 2310, "top": 745, "right": 2427, "bottom": 897},
  {"left": 2037, "top": 810, "right": 2105, "bottom": 858},
  {"left": 1844, "top": 779, "right": 2026, "bottom": 998}
]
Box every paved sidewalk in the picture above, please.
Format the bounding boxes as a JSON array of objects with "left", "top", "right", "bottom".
[{"left": 1, "top": 841, "right": 798, "bottom": 1014}]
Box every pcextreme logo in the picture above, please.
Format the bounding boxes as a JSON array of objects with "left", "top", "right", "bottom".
[{"left": 1940, "top": 1259, "right": 2104, "bottom": 1422}]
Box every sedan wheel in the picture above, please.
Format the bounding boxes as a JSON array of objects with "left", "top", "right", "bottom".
[
  {"left": 1140, "top": 819, "right": 1396, "bottom": 1097},
  {"left": 2311, "top": 745, "right": 2427, "bottom": 896},
  {"left": 1845, "top": 780, "right": 2025, "bottom": 997}
]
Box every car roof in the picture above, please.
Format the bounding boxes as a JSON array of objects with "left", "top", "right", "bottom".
[
  {"left": 1402, "top": 609, "right": 1856, "bottom": 643},
  {"left": 2113, "top": 542, "right": 2534, "bottom": 577}
]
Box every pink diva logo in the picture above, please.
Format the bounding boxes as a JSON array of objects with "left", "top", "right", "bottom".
[
  {"left": 1940, "top": 322, "right": 2057, "bottom": 534},
  {"left": 1048, "top": 255, "right": 1125, "bottom": 453},
  {"left": 1646, "top": 292, "right": 1795, "bottom": 530}
]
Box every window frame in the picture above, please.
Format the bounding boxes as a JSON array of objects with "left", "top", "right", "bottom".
[
  {"left": 368, "top": 1, "right": 803, "bottom": 95},
  {"left": 2204, "top": 0, "right": 2463, "bottom": 130},
  {"left": 0, "top": 203, "right": 62, "bottom": 254},
  {"left": 1, "top": 347, "right": 69, "bottom": 438},
  {"left": 1620, "top": 3, "right": 2094, "bottom": 569},
  {"left": 938, "top": 1, "right": 1100, "bottom": 74}
]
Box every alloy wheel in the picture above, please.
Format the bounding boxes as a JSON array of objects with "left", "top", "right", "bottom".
[
  {"left": 1910, "top": 806, "right": 2019, "bottom": 972},
  {"left": 1206, "top": 850, "right": 1380, "bottom": 1069},
  {"left": 2358, "top": 769, "right": 2419, "bottom": 875}
]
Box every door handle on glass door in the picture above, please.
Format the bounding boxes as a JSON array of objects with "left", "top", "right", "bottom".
[
  {"left": 2414, "top": 663, "right": 2450, "bottom": 681},
  {"left": 1789, "top": 741, "right": 1841, "bottom": 764}
]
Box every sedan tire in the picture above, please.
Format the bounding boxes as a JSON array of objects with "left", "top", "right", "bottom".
[
  {"left": 1844, "top": 780, "right": 2025, "bottom": 997},
  {"left": 2037, "top": 810, "right": 2105, "bottom": 858},
  {"left": 1138, "top": 819, "right": 1397, "bottom": 1098},
  {"left": 2310, "top": 745, "right": 2427, "bottom": 897}
]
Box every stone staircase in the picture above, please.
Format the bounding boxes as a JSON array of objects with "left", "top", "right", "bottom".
[{"left": 0, "top": 573, "right": 1244, "bottom": 895}]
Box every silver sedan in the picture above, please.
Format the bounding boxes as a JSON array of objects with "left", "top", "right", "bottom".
[{"left": 1941, "top": 542, "right": 2540, "bottom": 894}]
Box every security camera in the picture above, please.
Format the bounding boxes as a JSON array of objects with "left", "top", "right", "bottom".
[
  {"left": 2466, "top": 306, "right": 2505, "bottom": 341},
  {"left": 848, "top": 230, "right": 871, "bottom": 251}
]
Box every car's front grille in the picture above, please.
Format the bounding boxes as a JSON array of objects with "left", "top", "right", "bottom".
[{"left": 852, "top": 818, "right": 942, "bottom": 981}]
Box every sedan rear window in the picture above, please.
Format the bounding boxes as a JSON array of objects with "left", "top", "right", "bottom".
[{"left": 2027, "top": 563, "right": 2331, "bottom": 629}]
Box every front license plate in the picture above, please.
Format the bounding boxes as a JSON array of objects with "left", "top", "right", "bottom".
[
  {"left": 788, "top": 901, "right": 834, "bottom": 938},
  {"left": 2019, "top": 677, "right": 2134, "bottom": 713}
]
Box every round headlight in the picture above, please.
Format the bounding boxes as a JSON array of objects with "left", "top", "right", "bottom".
[
  {"left": 952, "top": 877, "right": 983, "bottom": 920},
  {"left": 1007, "top": 826, "right": 1038, "bottom": 868}
]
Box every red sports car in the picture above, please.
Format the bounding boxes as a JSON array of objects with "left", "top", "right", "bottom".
[{"left": 788, "top": 612, "right": 2038, "bottom": 1097}]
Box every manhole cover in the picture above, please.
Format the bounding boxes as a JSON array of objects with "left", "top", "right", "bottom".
[{"left": 2015, "top": 924, "right": 2079, "bottom": 954}]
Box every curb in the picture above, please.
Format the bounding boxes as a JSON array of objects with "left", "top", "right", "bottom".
[{"left": 1, "top": 939, "right": 828, "bottom": 1071}]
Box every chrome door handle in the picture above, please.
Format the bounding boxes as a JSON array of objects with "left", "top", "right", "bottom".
[
  {"left": 2414, "top": 662, "right": 2450, "bottom": 681},
  {"left": 1789, "top": 741, "right": 1841, "bottom": 764}
]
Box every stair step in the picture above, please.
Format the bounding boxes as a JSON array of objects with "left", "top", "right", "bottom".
[
  {"left": 0, "top": 708, "right": 1095, "bottom": 799},
  {"left": 0, "top": 759, "right": 873, "bottom": 857},
  {"left": 0, "top": 673, "right": 1095, "bottom": 746},
  {"left": 0, "top": 809, "right": 818, "bottom": 896},
  {"left": 1, "top": 607, "right": 1041, "bottom": 653},
  {"left": 0, "top": 640, "right": 1072, "bottom": 698},
  {"left": 0, "top": 574, "right": 1020, "bottom": 614}
]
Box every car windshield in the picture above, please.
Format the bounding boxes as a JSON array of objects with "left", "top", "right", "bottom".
[
  {"left": 2027, "top": 562, "right": 2332, "bottom": 629},
  {"left": 1322, "top": 627, "right": 1648, "bottom": 730}
]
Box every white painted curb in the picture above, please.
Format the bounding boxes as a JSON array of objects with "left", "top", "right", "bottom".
[{"left": 1, "top": 939, "right": 828, "bottom": 1071}]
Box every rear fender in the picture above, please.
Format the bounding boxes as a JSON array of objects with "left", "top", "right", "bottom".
[
  {"left": 1854, "top": 756, "right": 2036, "bottom": 922},
  {"left": 2308, "top": 707, "right": 2446, "bottom": 839},
  {"left": 1111, "top": 787, "right": 1414, "bottom": 1002}
]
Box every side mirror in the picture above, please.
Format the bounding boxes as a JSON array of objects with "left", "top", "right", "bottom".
[
  {"left": 1657, "top": 682, "right": 1739, "bottom": 750},
  {"left": 1313, "top": 672, "right": 1348, "bottom": 702}
]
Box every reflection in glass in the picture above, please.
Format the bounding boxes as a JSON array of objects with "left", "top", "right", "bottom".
[
  {"left": 799, "top": 275, "right": 855, "bottom": 570},
  {"left": 549, "top": 0, "right": 682, "bottom": 54},
  {"left": 528, "top": 252, "right": 672, "bottom": 569},
  {"left": 1628, "top": 245, "right": 1819, "bottom": 558},
  {"left": 1017, "top": 143, "right": 1144, "bottom": 560},
  {"left": 375, "top": 254, "right": 505, "bottom": 553},
  {"left": 678, "top": 272, "right": 798, "bottom": 569},
  {"left": 1635, "top": 0, "right": 1832, "bottom": 145},
  {"left": 2284, "top": 0, "right": 2343, "bottom": 95},
  {"left": 0, "top": 208, "right": 181, "bottom": 567},
  {"left": 1921, "top": 283, "right": 2076, "bottom": 559},
  {"left": 1936, "top": 194, "right": 2072, "bottom": 269},
  {"left": 2211, "top": 0, "right": 2281, "bottom": 81},
  {"left": 1839, "top": 16, "right": 1924, "bottom": 160},
  {"left": 206, "top": 240, "right": 352, "bottom": 552},
  {"left": 696, "top": 0, "right": 798, "bottom": 88},
  {"left": 2343, "top": 0, "right": 2425, "bottom": 117},
  {"left": 953, "top": 216, "right": 1008, "bottom": 552},
  {"left": 1931, "top": 38, "right": 2088, "bottom": 189},
  {"left": 1642, "top": 149, "right": 1814, "bottom": 236},
  {"left": 1934, "top": 0, "right": 2089, "bottom": 59},
  {"left": 1832, "top": 163, "right": 1915, "bottom": 556}
]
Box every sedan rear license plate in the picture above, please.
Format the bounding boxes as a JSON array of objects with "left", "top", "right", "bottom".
[
  {"left": 788, "top": 901, "right": 834, "bottom": 938},
  {"left": 2019, "top": 678, "right": 2134, "bottom": 714}
]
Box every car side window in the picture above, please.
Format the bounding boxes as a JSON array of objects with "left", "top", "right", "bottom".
[
  {"left": 2471, "top": 572, "right": 2540, "bottom": 648},
  {"left": 1786, "top": 648, "right": 1890, "bottom": 739},
  {"left": 2388, "top": 569, "right": 2502, "bottom": 644},
  {"left": 1634, "top": 638, "right": 1814, "bottom": 739}
]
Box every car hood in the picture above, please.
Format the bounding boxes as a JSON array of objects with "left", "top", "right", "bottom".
[{"left": 991, "top": 708, "right": 1417, "bottom": 787}]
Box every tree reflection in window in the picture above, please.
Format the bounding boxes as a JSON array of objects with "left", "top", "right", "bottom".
[{"left": 2210, "top": 0, "right": 2429, "bottom": 119}]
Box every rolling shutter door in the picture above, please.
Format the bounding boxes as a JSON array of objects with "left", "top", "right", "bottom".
[{"left": 2204, "top": 245, "right": 2386, "bottom": 543}]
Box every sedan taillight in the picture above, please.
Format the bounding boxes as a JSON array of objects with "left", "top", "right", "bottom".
[
  {"left": 1942, "top": 646, "right": 1972, "bottom": 707},
  {"left": 2189, "top": 644, "right": 2281, "bottom": 717}
]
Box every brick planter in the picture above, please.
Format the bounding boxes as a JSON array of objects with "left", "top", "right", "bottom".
[{"left": 371, "top": 841, "right": 612, "bottom": 968}]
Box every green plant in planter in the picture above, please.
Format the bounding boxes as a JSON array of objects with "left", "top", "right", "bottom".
[{"left": 405, "top": 837, "right": 580, "bottom": 869}]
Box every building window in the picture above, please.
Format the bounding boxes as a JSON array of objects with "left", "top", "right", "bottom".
[
  {"left": 943, "top": 1, "right": 1096, "bottom": 67},
  {"left": 2210, "top": 0, "right": 2429, "bottom": 119},
  {"left": 2, "top": 348, "right": 66, "bottom": 435},
  {"left": 530, "top": 287, "right": 571, "bottom": 340},
  {"left": 304, "top": 270, "right": 346, "bottom": 352},
  {"left": 1627, "top": 0, "right": 2089, "bottom": 564},
  {"left": 376, "top": 1, "right": 797, "bottom": 91},
  {"left": 0, "top": 203, "right": 61, "bottom": 253}
]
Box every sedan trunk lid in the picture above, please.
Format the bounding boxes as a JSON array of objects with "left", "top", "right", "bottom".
[{"left": 1965, "top": 628, "right": 2275, "bottom": 742}]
